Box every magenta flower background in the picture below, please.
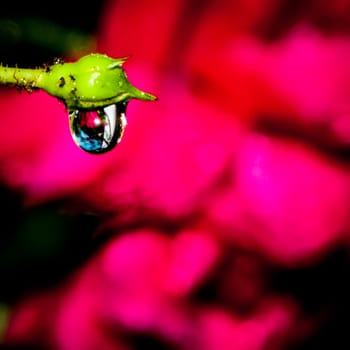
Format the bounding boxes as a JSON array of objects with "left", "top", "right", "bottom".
[{"left": 1, "top": 0, "right": 350, "bottom": 349}]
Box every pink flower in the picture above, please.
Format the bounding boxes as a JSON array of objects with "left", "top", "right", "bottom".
[{"left": 2, "top": 0, "right": 350, "bottom": 349}]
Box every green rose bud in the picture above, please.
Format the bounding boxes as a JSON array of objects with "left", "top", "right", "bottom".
[{"left": 40, "top": 53, "right": 156, "bottom": 110}]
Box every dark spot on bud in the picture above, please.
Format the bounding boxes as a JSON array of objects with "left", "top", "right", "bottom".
[{"left": 59, "top": 77, "right": 65, "bottom": 87}]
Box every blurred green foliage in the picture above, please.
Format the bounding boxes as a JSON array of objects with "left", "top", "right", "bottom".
[{"left": 0, "top": 0, "right": 103, "bottom": 66}]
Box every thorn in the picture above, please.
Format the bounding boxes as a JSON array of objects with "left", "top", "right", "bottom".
[{"left": 108, "top": 56, "right": 130, "bottom": 69}]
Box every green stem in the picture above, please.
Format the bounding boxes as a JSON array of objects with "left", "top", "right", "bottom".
[{"left": 0, "top": 65, "right": 47, "bottom": 92}]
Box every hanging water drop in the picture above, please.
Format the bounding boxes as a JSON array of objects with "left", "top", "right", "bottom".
[{"left": 69, "top": 102, "right": 127, "bottom": 154}]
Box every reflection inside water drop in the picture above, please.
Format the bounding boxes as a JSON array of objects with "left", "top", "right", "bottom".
[{"left": 69, "top": 102, "right": 127, "bottom": 154}]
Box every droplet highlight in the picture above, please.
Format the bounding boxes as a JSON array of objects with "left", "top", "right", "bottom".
[{"left": 69, "top": 102, "right": 127, "bottom": 154}]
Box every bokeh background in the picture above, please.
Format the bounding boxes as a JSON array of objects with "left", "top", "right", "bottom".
[{"left": 0, "top": 0, "right": 349, "bottom": 349}]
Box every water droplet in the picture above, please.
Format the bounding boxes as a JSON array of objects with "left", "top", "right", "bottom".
[{"left": 69, "top": 102, "right": 127, "bottom": 154}]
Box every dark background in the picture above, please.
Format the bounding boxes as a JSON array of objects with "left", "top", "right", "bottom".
[{"left": 0, "top": 0, "right": 104, "bottom": 66}]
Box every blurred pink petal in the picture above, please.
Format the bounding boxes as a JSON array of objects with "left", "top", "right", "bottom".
[
  {"left": 164, "top": 229, "right": 220, "bottom": 296},
  {"left": 194, "top": 299, "right": 299, "bottom": 350},
  {"left": 4, "top": 292, "right": 57, "bottom": 348},
  {"left": 208, "top": 133, "right": 350, "bottom": 265},
  {"left": 185, "top": 19, "right": 350, "bottom": 147},
  {"left": 98, "top": 0, "right": 187, "bottom": 69}
]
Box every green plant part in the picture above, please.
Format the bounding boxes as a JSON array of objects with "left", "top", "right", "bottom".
[
  {"left": 41, "top": 53, "right": 156, "bottom": 109},
  {"left": 0, "top": 53, "right": 157, "bottom": 154}
]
